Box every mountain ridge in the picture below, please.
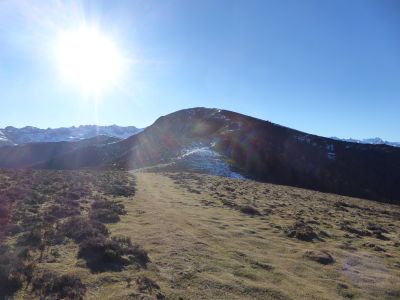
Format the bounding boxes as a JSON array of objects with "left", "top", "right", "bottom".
[
  {"left": 0, "top": 107, "right": 399, "bottom": 204},
  {"left": 0, "top": 124, "right": 142, "bottom": 146},
  {"left": 332, "top": 136, "right": 400, "bottom": 148}
]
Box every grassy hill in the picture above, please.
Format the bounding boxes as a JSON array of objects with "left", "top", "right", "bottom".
[
  {"left": 1, "top": 108, "right": 400, "bottom": 204},
  {"left": 1, "top": 169, "right": 399, "bottom": 299}
]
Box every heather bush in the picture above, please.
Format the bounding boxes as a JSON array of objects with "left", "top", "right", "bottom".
[
  {"left": 103, "top": 184, "right": 136, "bottom": 197},
  {"left": 91, "top": 198, "right": 126, "bottom": 215},
  {"left": 136, "top": 276, "right": 160, "bottom": 293},
  {"left": 0, "top": 262, "right": 22, "bottom": 298},
  {"left": 9, "top": 224, "right": 23, "bottom": 235},
  {"left": 78, "top": 235, "right": 149, "bottom": 272},
  {"left": 46, "top": 203, "right": 80, "bottom": 219},
  {"left": 60, "top": 216, "right": 109, "bottom": 243},
  {"left": 0, "top": 247, "right": 31, "bottom": 298},
  {"left": 32, "top": 270, "right": 86, "bottom": 299},
  {"left": 16, "top": 229, "right": 43, "bottom": 247},
  {"left": 0, "top": 169, "right": 146, "bottom": 296},
  {"left": 90, "top": 208, "right": 120, "bottom": 223}
]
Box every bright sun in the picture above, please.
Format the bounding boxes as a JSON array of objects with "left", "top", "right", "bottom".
[{"left": 55, "top": 27, "right": 124, "bottom": 94}]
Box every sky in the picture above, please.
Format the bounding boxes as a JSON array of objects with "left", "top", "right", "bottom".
[{"left": 0, "top": 0, "right": 399, "bottom": 141}]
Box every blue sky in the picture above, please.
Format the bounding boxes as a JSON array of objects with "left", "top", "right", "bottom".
[{"left": 0, "top": 0, "right": 399, "bottom": 141}]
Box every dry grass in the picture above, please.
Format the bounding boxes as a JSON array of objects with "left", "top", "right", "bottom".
[
  {"left": 106, "top": 172, "right": 400, "bottom": 299},
  {"left": 4, "top": 170, "right": 400, "bottom": 299}
]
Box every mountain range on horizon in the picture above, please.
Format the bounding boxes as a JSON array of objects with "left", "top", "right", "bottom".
[
  {"left": 0, "top": 124, "right": 142, "bottom": 146},
  {"left": 0, "top": 107, "right": 399, "bottom": 204},
  {"left": 0, "top": 124, "right": 400, "bottom": 147},
  {"left": 331, "top": 136, "right": 400, "bottom": 148},
  {"left": 0, "top": 123, "right": 398, "bottom": 149}
]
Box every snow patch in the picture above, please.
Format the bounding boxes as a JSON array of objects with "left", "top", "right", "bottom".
[
  {"left": 0, "top": 131, "right": 7, "bottom": 141},
  {"left": 326, "top": 144, "right": 336, "bottom": 160},
  {"left": 175, "top": 147, "right": 244, "bottom": 179},
  {"left": 295, "top": 135, "right": 312, "bottom": 144},
  {"left": 0, "top": 130, "right": 14, "bottom": 145}
]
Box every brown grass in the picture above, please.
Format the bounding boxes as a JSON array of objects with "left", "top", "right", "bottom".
[
  {"left": 107, "top": 172, "right": 400, "bottom": 299},
  {"left": 3, "top": 170, "right": 400, "bottom": 299}
]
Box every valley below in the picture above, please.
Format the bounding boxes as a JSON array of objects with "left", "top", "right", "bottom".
[{"left": 1, "top": 169, "right": 399, "bottom": 299}]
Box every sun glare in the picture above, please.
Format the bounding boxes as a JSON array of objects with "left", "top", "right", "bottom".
[{"left": 55, "top": 27, "right": 124, "bottom": 94}]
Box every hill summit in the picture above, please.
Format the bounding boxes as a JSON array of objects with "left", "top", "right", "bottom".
[{"left": 0, "top": 107, "right": 399, "bottom": 204}]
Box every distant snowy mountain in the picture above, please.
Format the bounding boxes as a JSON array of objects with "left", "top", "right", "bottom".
[
  {"left": 331, "top": 137, "right": 400, "bottom": 148},
  {"left": 0, "top": 125, "right": 142, "bottom": 147},
  {"left": 0, "top": 130, "right": 14, "bottom": 146}
]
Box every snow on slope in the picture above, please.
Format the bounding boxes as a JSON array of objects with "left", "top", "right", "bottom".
[
  {"left": 173, "top": 147, "right": 244, "bottom": 179},
  {"left": 332, "top": 137, "right": 400, "bottom": 147},
  {"left": 0, "top": 125, "right": 142, "bottom": 146},
  {"left": 0, "top": 130, "right": 14, "bottom": 146},
  {"left": 0, "top": 130, "right": 7, "bottom": 141}
]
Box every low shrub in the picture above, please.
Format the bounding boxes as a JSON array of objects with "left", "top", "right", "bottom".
[
  {"left": 78, "top": 235, "right": 149, "bottom": 272},
  {"left": 90, "top": 198, "right": 126, "bottom": 223},
  {"left": 0, "top": 248, "right": 32, "bottom": 298},
  {"left": 0, "top": 262, "right": 22, "bottom": 297},
  {"left": 112, "top": 236, "right": 150, "bottom": 267},
  {"left": 32, "top": 270, "right": 86, "bottom": 299},
  {"left": 103, "top": 184, "right": 136, "bottom": 197},
  {"left": 91, "top": 199, "right": 126, "bottom": 215},
  {"left": 0, "top": 206, "right": 9, "bottom": 219},
  {"left": 286, "top": 221, "right": 320, "bottom": 242},
  {"left": 64, "top": 186, "right": 91, "bottom": 201},
  {"left": 16, "top": 230, "right": 42, "bottom": 247},
  {"left": 46, "top": 203, "right": 80, "bottom": 220},
  {"left": 136, "top": 276, "right": 160, "bottom": 293},
  {"left": 9, "top": 224, "right": 23, "bottom": 235},
  {"left": 60, "top": 216, "right": 109, "bottom": 243},
  {"left": 240, "top": 205, "right": 261, "bottom": 216},
  {"left": 90, "top": 208, "right": 120, "bottom": 223}
]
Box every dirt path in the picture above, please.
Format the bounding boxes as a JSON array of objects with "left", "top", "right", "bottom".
[
  {"left": 112, "top": 173, "right": 290, "bottom": 299},
  {"left": 124, "top": 173, "right": 213, "bottom": 281}
]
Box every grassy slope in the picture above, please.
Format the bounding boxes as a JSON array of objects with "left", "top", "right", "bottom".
[
  {"left": 0, "top": 170, "right": 155, "bottom": 299},
  {"left": 109, "top": 172, "right": 400, "bottom": 299},
  {"left": 2, "top": 171, "right": 400, "bottom": 299}
]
